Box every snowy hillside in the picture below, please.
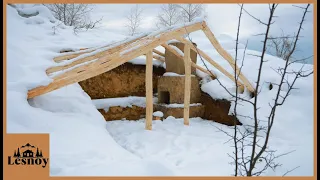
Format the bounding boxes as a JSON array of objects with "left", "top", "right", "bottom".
[{"left": 6, "top": 4, "right": 314, "bottom": 176}]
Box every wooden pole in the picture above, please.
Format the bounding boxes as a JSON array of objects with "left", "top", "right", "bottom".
[
  {"left": 53, "top": 35, "right": 147, "bottom": 62},
  {"left": 145, "top": 50, "right": 153, "bottom": 130},
  {"left": 183, "top": 44, "right": 191, "bottom": 126},
  {"left": 175, "top": 37, "right": 245, "bottom": 93},
  {"left": 153, "top": 49, "right": 165, "bottom": 57},
  {"left": 201, "top": 22, "right": 255, "bottom": 93}
]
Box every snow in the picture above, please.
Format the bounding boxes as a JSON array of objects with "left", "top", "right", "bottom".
[
  {"left": 128, "top": 56, "right": 164, "bottom": 67},
  {"left": 163, "top": 72, "right": 183, "bottom": 76},
  {"left": 167, "top": 39, "right": 180, "bottom": 44},
  {"left": 6, "top": 4, "right": 173, "bottom": 176},
  {"left": 7, "top": 4, "right": 313, "bottom": 177},
  {"left": 163, "top": 72, "right": 196, "bottom": 77},
  {"left": 16, "top": 5, "right": 56, "bottom": 23},
  {"left": 170, "top": 45, "right": 185, "bottom": 56},
  {"left": 147, "top": 18, "right": 205, "bottom": 38},
  {"left": 49, "top": 58, "right": 98, "bottom": 78},
  {"left": 217, "top": 34, "right": 246, "bottom": 50},
  {"left": 105, "top": 117, "right": 243, "bottom": 176},
  {"left": 92, "top": 96, "right": 158, "bottom": 112},
  {"left": 153, "top": 111, "right": 164, "bottom": 117},
  {"left": 201, "top": 79, "right": 235, "bottom": 100},
  {"left": 158, "top": 103, "right": 202, "bottom": 108}
]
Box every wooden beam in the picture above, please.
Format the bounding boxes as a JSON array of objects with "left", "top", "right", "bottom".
[
  {"left": 52, "top": 35, "right": 147, "bottom": 63},
  {"left": 51, "top": 22, "right": 203, "bottom": 81},
  {"left": 152, "top": 54, "right": 165, "bottom": 62},
  {"left": 53, "top": 51, "right": 93, "bottom": 62},
  {"left": 153, "top": 49, "right": 165, "bottom": 57},
  {"left": 201, "top": 22, "right": 254, "bottom": 93},
  {"left": 28, "top": 22, "right": 204, "bottom": 99},
  {"left": 145, "top": 50, "right": 153, "bottom": 130},
  {"left": 47, "top": 36, "right": 149, "bottom": 74},
  {"left": 51, "top": 39, "right": 155, "bottom": 80},
  {"left": 175, "top": 37, "right": 244, "bottom": 93},
  {"left": 183, "top": 44, "right": 191, "bottom": 126},
  {"left": 161, "top": 43, "right": 215, "bottom": 78}
]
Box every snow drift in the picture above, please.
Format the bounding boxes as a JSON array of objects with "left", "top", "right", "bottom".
[{"left": 6, "top": 4, "right": 174, "bottom": 176}]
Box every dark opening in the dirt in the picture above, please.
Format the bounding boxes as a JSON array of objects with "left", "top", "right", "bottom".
[{"left": 159, "top": 91, "right": 170, "bottom": 104}]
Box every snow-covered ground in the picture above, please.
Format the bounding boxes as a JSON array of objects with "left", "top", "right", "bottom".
[{"left": 6, "top": 4, "right": 314, "bottom": 176}]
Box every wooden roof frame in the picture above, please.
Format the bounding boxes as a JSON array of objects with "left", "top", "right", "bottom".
[{"left": 27, "top": 21, "right": 255, "bottom": 99}]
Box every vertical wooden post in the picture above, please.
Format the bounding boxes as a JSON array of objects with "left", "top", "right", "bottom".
[
  {"left": 183, "top": 44, "right": 191, "bottom": 126},
  {"left": 145, "top": 50, "right": 153, "bottom": 130}
]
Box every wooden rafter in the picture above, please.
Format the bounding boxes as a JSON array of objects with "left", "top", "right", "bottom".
[
  {"left": 47, "top": 36, "right": 148, "bottom": 74},
  {"left": 53, "top": 35, "right": 147, "bottom": 63},
  {"left": 152, "top": 54, "right": 165, "bottom": 62},
  {"left": 175, "top": 37, "right": 245, "bottom": 92},
  {"left": 201, "top": 22, "right": 254, "bottom": 93},
  {"left": 153, "top": 49, "right": 165, "bottom": 57},
  {"left": 27, "top": 22, "right": 204, "bottom": 99},
  {"left": 161, "top": 43, "right": 215, "bottom": 79},
  {"left": 27, "top": 20, "right": 256, "bottom": 100}
]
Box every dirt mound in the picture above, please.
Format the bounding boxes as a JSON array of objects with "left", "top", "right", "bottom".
[
  {"left": 79, "top": 62, "right": 241, "bottom": 126},
  {"left": 98, "top": 105, "right": 146, "bottom": 121},
  {"left": 79, "top": 63, "right": 165, "bottom": 99},
  {"left": 200, "top": 92, "right": 242, "bottom": 126}
]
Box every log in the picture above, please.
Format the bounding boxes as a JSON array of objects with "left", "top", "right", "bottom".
[{"left": 145, "top": 50, "right": 153, "bottom": 130}]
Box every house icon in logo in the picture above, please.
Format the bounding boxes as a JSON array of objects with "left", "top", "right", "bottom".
[{"left": 22, "top": 149, "right": 34, "bottom": 158}]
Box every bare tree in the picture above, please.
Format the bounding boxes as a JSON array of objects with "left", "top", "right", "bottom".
[
  {"left": 183, "top": 3, "right": 312, "bottom": 176},
  {"left": 177, "top": 4, "right": 206, "bottom": 23},
  {"left": 230, "top": 4, "right": 312, "bottom": 176},
  {"left": 156, "top": 4, "right": 181, "bottom": 28},
  {"left": 268, "top": 30, "right": 295, "bottom": 60},
  {"left": 125, "top": 5, "right": 144, "bottom": 36},
  {"left": 43, "top": 4, "right": 103, "bottom": 33}
]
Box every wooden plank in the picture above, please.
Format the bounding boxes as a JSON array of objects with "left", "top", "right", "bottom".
[
  {"left": 145, "top": 50, "right": 153, "bottom": 130},
  {"left": 153, "top": 49, "right": 165, "bottom": 57},
  {"left": 51, "top": 35, "right": 171, "bottom": 80},
  {"left": 51, "top": 37, "right": 153, "bottom": 80},
  {"left": 53, "top": 51, "right": 93, "bottom": 62},
  {"left": 47, "top": 37, "right": 149, "bottom": 74},
  {"left": 183, "top": 44, "right": 191, "bottom": 126},
  {"left": 201, "top": 22, "right": 254, "bottom": 93},
  {"left": 28, "top": 22, "right": 204, "bottom": 99},
  {"left": 161, "top": 43, "right": 215, "bottom": 78},
  {"left": 152, "top": 54, "right": 165, "bottom": 62},
  {"left": 50, "top": 22, "right": 203, "bottom": 82},
  {"left": 175, "top": 37, "right": 245, "bottom": 93},
  {"left": 52, "top": 35, "right": 147, "bottom": 63}
]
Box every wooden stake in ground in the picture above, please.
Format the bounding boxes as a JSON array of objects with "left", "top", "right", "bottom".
[
  {"left": 183, "top": 44, "right": 191, "bottom": 126},
  {"left": 145, "top": 50, "right": 153, "bottom": 130}
]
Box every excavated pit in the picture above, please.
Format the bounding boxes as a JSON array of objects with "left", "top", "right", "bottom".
[{"left": 79, "top": 62, "right": 241, "bottom": 126}]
